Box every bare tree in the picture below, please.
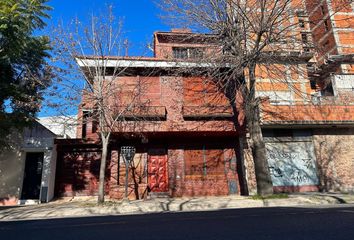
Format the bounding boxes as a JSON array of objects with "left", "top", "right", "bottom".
[
  {"left": 49, "top": 6, "right": 151, "bottom": 203},
  {"left": 159, "top": 0, "right": 352, "bottom": 195}
]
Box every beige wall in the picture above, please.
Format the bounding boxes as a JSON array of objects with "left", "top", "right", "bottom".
[
  {"left": 0, "top": 122, "right": 57, "bottom": 205},
  {"left": 313, "top": 128, "right": 354, "bottom": 193}
]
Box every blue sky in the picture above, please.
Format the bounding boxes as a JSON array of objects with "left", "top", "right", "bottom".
[
  {"left": 39, "top": 0, "right": 169, "bottom": 117},
  {"left": 45, "top": 0, "right": 169, "bottom": 57}
]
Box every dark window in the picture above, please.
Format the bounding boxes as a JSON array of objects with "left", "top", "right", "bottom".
[
  {"left": 321, "top": 84, "right": 334, "bottom": 96},
  {"left": 301, "top": 33, "right": 308, "bottom": 44},
  {"left": 82, "top": 111, "right": 93, "bottom": 138},
  {"left": 273, "top": 129, "right": 293, "bottom": 138},
  {"left": 324, "top": 19, "right": 329, "bottom": 31},
  {"left": 321, "top": 5, "right": 326, "bottom": 15},
  {"left": 82, "top": 111, "right": 89, "bottom": 138},
  {"left": 173, "top": 47, "right": 204, "bottom": 59},
  {"left": 173, "top": 47, "right": 188, "bottom": 59},
  {"left": 299, "top": 19, "right": 305, "bottom": 28},
  {"left": 310, "top": 79, "right": 317, "bottom": 90}
]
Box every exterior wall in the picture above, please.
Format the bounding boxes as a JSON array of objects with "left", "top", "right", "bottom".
[
  {"left": 55, "top": 149, "right": 102, "bottom": 197},
  {"left": 21, "top": 123, "right": 57, "bottom": 203},
  {"left": 79, "top": 76, "right": 240, "bottom": 140},
  {"left": 39, "top": 116, "right": 77, "bottom": 139},
  {"left": 305, "top": 0, "right": 354, "bottom": 72},
  {"left": 0, "top": 144, "right": 24, "bottom": 206},
  {"left": 262, "top": 99, "right": 354, "bottom": 123},
  {"left": 170, "top": 144, "right": 240, "bottom": 197},
  {"left": 154, "top": 30, "right": 220, "bottom": 59},
  {"left": 243, "top": 128, "right": 354, "bottom": 194},
  {"left": 108, "top": 149, "right": 148, "bottom": 200},
  {"left": 55, "top": 136, "right": 242, "bottom": 199},
  {"left": 332, "top": 74, "right": 354, "bottom": 99},
  {"left": 0, "top": 122, "right": 57, "bottom": 205},
  {"left": 313, "top": 128, "right": 354, "bottom": 192},
  {"left": 306, "top": 0, "right": 338, "bottom": 64},
  {"left": 255, "top": 64, "right": 313, "bottom": 105},
  {"left": 43, "top": 148, "right": 57, "bottom": 202}
]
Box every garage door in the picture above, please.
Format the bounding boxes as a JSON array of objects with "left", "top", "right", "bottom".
[{"left": 265, "top": 139, "right": 319, "bottom": 189}]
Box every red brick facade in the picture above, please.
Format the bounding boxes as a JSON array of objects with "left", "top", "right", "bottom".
[{"left": 54, "top": 1, "right": 354, "bottom": 198}]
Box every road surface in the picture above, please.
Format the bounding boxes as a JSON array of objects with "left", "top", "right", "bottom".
[{"left": 1, "top": 205, "right": 354, "bottom": 240}]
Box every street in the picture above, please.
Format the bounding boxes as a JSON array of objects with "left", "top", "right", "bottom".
[{"left": 1, "top": 205, "right": 354, "bottom": 240}]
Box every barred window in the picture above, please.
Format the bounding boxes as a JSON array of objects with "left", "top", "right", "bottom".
[{"left": 173, "top": 47, "right": 204, "bottom": 59}]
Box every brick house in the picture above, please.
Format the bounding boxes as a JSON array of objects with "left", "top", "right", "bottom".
[
  {"left": 53, "top": 1, "right": 354, "bottom": 200},
  {"left": 55, "top": 30, "right": 245, "bottom": 199}
]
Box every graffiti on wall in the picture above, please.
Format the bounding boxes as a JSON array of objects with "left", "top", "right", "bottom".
[{"left": 266, "top": 142, "right": 319, "bottom": 187}]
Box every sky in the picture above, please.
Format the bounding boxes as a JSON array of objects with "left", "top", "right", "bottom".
[
  {"left": 39, "top": 0, "right": 169, "bottom": 117},
  {"left": 45, "top": 0, "right": 169, "bottom": 56}
]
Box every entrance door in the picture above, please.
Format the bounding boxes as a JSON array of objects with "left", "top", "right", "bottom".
[
  {"left": 21, "top": 152, "right": 44, "bottom": 199},
  {"left": 148, "top": 151, "right": 168, "bottom": 192}
]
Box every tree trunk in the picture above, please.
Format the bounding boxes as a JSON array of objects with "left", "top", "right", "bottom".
[
  {"left": 98, "top": 137, "right": 108, "bottom": 204},
  {"left": 247, "top": 63, "right": 273, "bottom": 196},
  {"left": 248, "top": 112, "right": 274, "bottom": 196}
]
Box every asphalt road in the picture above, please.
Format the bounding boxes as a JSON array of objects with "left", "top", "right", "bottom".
[{"left": 1, "top": 205, "right": 354, "bottom": 240}]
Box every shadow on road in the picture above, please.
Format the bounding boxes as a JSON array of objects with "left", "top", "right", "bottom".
[{"left": 1, "top": 205, "right": 354, "bottom": 240}]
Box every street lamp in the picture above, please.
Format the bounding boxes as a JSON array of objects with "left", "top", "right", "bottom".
[{"left": 121, "top": 146, "right": 136, "bottom": 199}]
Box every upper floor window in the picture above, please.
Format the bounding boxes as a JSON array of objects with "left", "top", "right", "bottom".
[
  {"left": 173, "top": 47, "right": 204, "bottom": 59},
  {"left": 299, "top": 19, "right": 305, "bottom": 28},
  {"left": 301, "top": 33, "right": 308, "bottom": 44},
  {"left": 321, "top": 5, "right": 326, "bottom": 15},
  {"left": 324, "top": 19, "right": 330, "bottom": 31}
]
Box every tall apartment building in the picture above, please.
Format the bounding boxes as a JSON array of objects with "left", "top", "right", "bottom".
[
  {"left": 305, "top": 0, "right": 354, "bottom": 95},
  {"left": 260, "top": 0, "right": 354, "bottom": 193}
]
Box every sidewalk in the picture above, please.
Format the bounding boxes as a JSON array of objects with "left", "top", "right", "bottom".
[{"left": 1, "top": 193, "right": 354, "bottom": 221}]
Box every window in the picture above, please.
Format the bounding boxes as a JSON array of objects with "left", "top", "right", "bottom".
[
  {"left": 310, "top": 79, "right": 317, "bottom": 90},
  {"left": 299, "top": 19, "right": 305, "bottom": 28},
  {"left": 173, "top": 47, "right": 188, "bottom": 59},
  {"left": 173, "top": 47, "right": 204, "bottom": 59},
  {"left": 82, "top": 111, "right": 90, "bottom": 138},
  {"left": 82, "top": 110, "right": 95, "bottom": 138},
  {"left": 324, "top": 19, "right": 330, "bottom": 31},
  {"left": 301, "top": 33, "right": 308, "bottom": 44},
  {"left": 321, "top": 5, "right": 326, "bottom": 15},
  {"left": 184, "top": 146, "right": 225, "bottom": 177}
]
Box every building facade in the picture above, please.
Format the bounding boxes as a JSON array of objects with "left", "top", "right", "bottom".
[
  {"left": 258, "top": 0, "right": 354, "bottom": 193},
  {"left": 54, "top": 1, "right": 354, "bottom": 200},
  {"left": 0, "top": 121, "right": 58, "bottom": 205}
]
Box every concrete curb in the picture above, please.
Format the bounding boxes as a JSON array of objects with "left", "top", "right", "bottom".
[{"left": 1, "top": 194, "right": 353, "bottom": 222}]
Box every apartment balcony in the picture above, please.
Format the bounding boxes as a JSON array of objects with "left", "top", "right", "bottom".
[
  {"left": 261, "top": 99, "right": 354, "bottom": 126},
  {"left": 182, "top": 105, "right": 234, "bottom": 119}
]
